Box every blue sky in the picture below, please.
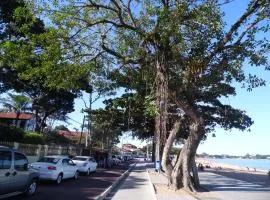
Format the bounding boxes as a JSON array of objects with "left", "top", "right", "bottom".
[{"left": 66, "top": 1, "right": 270, "bottom": 156}]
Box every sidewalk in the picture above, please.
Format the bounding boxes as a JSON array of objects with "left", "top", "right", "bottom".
[
  {"left": 106, "top": 162, "right": 156, "bottom": 200},
  {"left": 199, "top": 171, "right": 270, "bottom": 200},
  {"left": 106, "top": 161, "right": 270, "bottom": 200},
  {"left": 149, "top": 166, "right": 270, "bottom": 200}
]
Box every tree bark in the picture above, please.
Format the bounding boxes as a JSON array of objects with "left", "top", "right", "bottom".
[
  {"left": 170, "top": 119, "right": 204, "bottom": 192},
  {"left": 154, "top": 50, "right": 168, "bottom": 163},
  {"left": 161, "top": 120, "right": 181, "bottom": 186}
]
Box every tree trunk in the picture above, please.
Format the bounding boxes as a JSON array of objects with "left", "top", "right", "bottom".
[
  {"left": 152, "top": 141, "right": 156, "bottom": 162},
  {"left": 15, "top": 111, "right": 21, "bottom": 128},
  {"left": 35, "top": 113, "right": 42, "bottom": 132},
  {"left": 191, "top": 156, "right": 200, "bottom": 187},
  {"left": 154, "top": 50, "right": 168, "bottom": 163},
  {"left": 161, "top": 120, "right": 181, "bottom": 186},
  {"left": 170, "top": 121, "right": 204, "bottom": 192}
]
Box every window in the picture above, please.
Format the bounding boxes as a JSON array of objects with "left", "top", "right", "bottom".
[
  {"left": 0, "top": 150, "right": 12, "bottom": 169},
  {"left": 72, "top": 157, "right": 87, "bottom": 161},
  {"left": 14, "top": 152, "right": 28, "bottom": 171},
  {"left": 68, "top": 159, "right": 75, "bottom": 166},
  {"left": 38, "top": 157, "right": 60, "bottom": 164},
  {"left": 62, "top": 159, "right": 69, "bottom": 166}
]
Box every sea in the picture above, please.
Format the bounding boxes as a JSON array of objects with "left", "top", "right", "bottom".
[{"left": 207, "top": 158, "right": 270, "bottom": 171}]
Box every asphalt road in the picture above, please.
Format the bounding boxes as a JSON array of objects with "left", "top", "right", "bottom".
[{"left": 9, "top": 161, "right": 134, "bottom": 200}]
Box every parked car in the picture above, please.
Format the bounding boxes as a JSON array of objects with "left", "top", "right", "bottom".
[
  {"left": 72, "top": 156, "right": 97, "bottom": 175},
  {"left": 0, "top": 146, "right": 39, "bottom": 199},
  {"left": 111, "top": 155, "right": 121, "bottom": 166},
  {"left": 30, "top": 155, "right": 79, "bottom": 185}
]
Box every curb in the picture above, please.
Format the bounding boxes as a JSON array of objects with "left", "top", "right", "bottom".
[
  {"left": 146, "top": 169, "right": 158, "bottom": 200},
  {"left": 95, "top": 162, "right": 137, "bottom": 200}
]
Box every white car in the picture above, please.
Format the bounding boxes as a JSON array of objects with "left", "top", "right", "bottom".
[
  {"left": 72, "top": 156, "right": 97, "bottom": 175},
  {"left": 30, "top": 155, "right": 79, "bottom": 184}
]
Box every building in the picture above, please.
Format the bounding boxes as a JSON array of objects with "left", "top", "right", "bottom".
[
  {"left": 57, "top": 130, "right": 87, "bottom": 140},
  {"left": 122, "top": 143, "right": 137, "bottom": 152},
  {"left": 0, "top": 112, "right": 35, "bottom": 131}
]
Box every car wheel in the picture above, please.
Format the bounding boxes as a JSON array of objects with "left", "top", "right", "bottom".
[
  {"left": 25, "top": 179, "right": 38, "bottom": 196},
  {"left": 74, "top": 171, "right": 79, "bottom": 180},
  {"left": 56, "top": 174, "right": 63, "bottom": 185},
  {"left": 86, "top": 168, "right": 91, "bottom": 176}
]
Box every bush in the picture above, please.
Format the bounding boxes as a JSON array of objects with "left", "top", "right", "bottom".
[
  {"left": 23, "top": 132, "right": 45, "bottom": 145},
  {"left": 0, "top": 123, "right": 25, "bottom": 142}
]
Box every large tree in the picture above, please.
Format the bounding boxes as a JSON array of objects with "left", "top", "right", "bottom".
[
  {"left": 39, "top": 0, "right": 269, "bottom": 192},
  {"left": 0, "top": 0, "right": 97, "bottom": 132}
]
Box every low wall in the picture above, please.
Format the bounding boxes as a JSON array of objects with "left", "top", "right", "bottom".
[{"left": 0, "top": 141, "right": 83, "bottom": 163}]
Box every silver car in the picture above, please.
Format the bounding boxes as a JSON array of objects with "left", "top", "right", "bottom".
[
  {"left": 0, "top": 146, "right": 39, "bottom": 199},
  {"left": 30, "top": 155, "right": 79, "bottom": 184}
]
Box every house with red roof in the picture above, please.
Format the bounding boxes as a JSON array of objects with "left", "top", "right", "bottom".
[
  {"left": 0, "top": 112, "right": 35, "bottom": 131},
  {"left": 57, "top": 130, "right": 87, "bottom": 140}
]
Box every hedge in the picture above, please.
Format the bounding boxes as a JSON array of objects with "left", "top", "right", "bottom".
[
  {"left": 23, "top": 132, "right": 45, "bottom": 145},
  {"left": 0, "top": 123, "right": 25, "bottom": 142}
]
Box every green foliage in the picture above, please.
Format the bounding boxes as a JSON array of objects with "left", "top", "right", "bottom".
[
  {"left": 44, "top": 130, "right": 72, "bottom": 145},
  {"left": 0, "top": 93, "right": 31, "bottom": 112},
  {"left": 44, "top": 0, "right": 269, "bottom": 140},
  {"left": 91, "top": 107, "right": 122, "bottom": 148},
  {"left": 144, "top": 94, "right": 159, "bottom": 117},
  {"left": 54, "top": 125, "right": 69, "bottom": 131},
  {"left": 23, "top": 132, "right": 45, "bottom": 144},
  {"left": 0, "top": 123, "right": 24, "bottom": 142}
]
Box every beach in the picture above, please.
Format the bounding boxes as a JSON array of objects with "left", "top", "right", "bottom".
[{"left": 196, "top": 158, "right": 270, "bottom": 187}]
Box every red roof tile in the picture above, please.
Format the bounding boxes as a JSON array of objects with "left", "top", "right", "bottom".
[
  {"left": 0, "top": 112, "right": 33, "bottom": 120},
  {"left": 58, "top": 130, "right": 87, "bottom": 138}
]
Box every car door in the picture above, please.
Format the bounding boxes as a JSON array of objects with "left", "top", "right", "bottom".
[
  {"left": 0, "top": 150, "right": 13, "bottom": 195},
  {"left": 12, "top": 152, "right": 30, "bottom": 191},
  {"left": 90, "top": 158, "right": 97, "bottom": 171},
  {"left": 61, "top": 159, "right": 70, "bottom": 178},
  {"left": 67, "top": 159, "right": 76, "bottom": 177}
]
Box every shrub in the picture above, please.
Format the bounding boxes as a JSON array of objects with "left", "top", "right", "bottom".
[
  {"left": 23, "top": 132, "right": 45, "bottom": 145},
  {"left": 0, "top": 123, "right": 25, "bottom": 142}
]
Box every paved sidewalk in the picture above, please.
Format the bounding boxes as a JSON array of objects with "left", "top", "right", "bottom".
[
  {"left": 199, "top": 171, "right": 270, "bottom": 200},
  {"left": 106, "top": 162, "right": 270, "bottom": 200},
  {"left": 106, "top": 162, "right": 156, "bottom": 200}
]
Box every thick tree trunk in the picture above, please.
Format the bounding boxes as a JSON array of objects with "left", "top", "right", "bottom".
[
  {"left": 170, "top": 120, "right": 204, "bottom": 192},
  {"left": 191, "top": 156, "right": 200, "bottom": 187},
  {"left": 154, "top": 50, "right": 168, "bottom": 163},
  {"left": 161, "top": 120, "right": 181, "bottom": 186}
]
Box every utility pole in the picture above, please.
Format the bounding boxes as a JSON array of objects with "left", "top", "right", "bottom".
[
  {"left": 89, "top": 86, "right": 92, "bottom": 148},
  {"left": 79, "top": 115, "right": 85, "bottom": 146}
]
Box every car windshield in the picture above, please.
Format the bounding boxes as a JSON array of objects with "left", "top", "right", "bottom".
[
  {"left": 73, "top": 157, "right": 87, "bottom": 161},
  {"left": 38, "top": 157, "right": 60, "bottom": 164}
]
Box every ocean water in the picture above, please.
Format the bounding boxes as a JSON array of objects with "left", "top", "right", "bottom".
[{"left": 207, "top": 158, "right": 270, "bottom": 171}]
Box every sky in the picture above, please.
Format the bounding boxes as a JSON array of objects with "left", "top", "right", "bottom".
[{"left": 65, "top": 1, "right": 270, "bottom": 156}]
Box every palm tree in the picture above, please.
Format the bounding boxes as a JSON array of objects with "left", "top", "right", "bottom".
[{"left": 0, "top": 93, "right": 32, "bottom": 127}]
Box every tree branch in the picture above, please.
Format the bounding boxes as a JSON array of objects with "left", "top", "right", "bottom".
[
  {"left": 101, "top": 42, "right": 142, "bottom": 64},
  {"left": 111, "top": 0, "right": 137, "bottom": 31},
  {"left": 207, "top": 0, "right": 262, "bottom": 61}
]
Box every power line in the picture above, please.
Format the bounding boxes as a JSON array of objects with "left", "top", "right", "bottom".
[{"left": 68, "top": 117, "right": 83, "bottom": 125}]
